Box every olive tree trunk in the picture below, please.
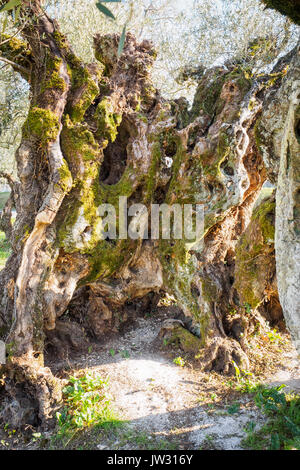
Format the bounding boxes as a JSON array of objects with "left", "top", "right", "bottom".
[{"left": 0, "top": 0, "right": 299, "bottom": 428}]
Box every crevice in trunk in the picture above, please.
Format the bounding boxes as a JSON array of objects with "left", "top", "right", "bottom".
[{"left": 99, "top": 118, "right": 130, "bottom": 185}]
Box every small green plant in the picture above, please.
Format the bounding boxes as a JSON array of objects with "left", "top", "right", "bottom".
[
  {"left": 243, "top": 385, "right": 300, "bottom": 450},
  {"left": 148, "top": 378, "right": 155, "bottom": 389},
  {"left": 228, "top": 307, "right": 237, "bottom": 317},
  {"left": 109, "top": 348, "right": 116, "bottom": 357},
  {"left": 129, "top": 431, "right": 178, "bottom": 450},
  {"left": 173, "top": 356, "right": 185, "bottom": 367},
  {"left": 265, "top": 328, "right": 285, "bottom": 344},
  {"left": 54, "top": 372, "right": 120, "bottom": 446},
  {"left": 244, "top": 303, "right": 252, "bottom": 314},
  {"left": 244, "top": 421, "right": 256, "bottom": 433}
]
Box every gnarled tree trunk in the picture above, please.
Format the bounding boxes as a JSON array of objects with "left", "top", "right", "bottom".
[{"left": 0, "top": 0, "right": 299, "bottom": 428}]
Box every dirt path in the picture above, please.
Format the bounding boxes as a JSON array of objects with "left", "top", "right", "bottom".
[{"left": 55, "top": 315, "right": 300, "bottom": 450}]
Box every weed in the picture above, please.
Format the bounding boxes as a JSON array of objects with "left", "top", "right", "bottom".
[
  {"left": 228, "top": 308, "right": 237, "bottom": 316},
  {"left": 244, "top": 421, "right": 256, "bottom": 433},
  {"left": 173, "top": 356, "right": 185, "bottom": 367},
  {"left": 243, "top": 385, "right": 300, "bottom": 450},
  {"left": 231, "top": 361, "right": 259, "bottom": 393},
  {"left": 54, "top": 372, "right": 121, "bottom": 446},
  {"left": 158, "top": 293, "right": 177, "bottom": 307},
  {"left": 31, "top": 432, "right": 43, "bottom": 443}
]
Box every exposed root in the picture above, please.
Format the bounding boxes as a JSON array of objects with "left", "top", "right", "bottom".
[{"left": 199, "top": 336, "right": 250, "bottom": 375}]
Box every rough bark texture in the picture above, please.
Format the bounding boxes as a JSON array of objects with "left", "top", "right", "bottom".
[
  {"left": 0, "top": 0, "right": 299, "bottom": 428},
  {"left": 256, "top": 43, "right": 300, "bottom": 352}
]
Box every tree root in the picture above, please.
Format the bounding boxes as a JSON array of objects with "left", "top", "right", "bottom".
[{"left": 0, "top": 355, "right": 61, "bottom": 430}]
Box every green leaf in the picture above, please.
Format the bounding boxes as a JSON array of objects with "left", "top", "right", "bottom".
[
  {"left": 0, "top": 0, "right": 21, "bottom": 13},
  {"left": 117, "top": 25, "right": 126, "bottom": 58},
  {"left": 96, "top": 2, "right": 115, "bottom": 19}
]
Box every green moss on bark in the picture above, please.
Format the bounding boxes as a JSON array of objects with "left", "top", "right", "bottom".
[
  {"left": 0, "top": 34, "right": 32, "bottom": 69},
  {"left": 41, "top": 56, "right": 66, "bottom": 93},
  {"left": 95, "top": 98, "right": 122, "bottom": 142},
  {"left": 70, "top": 69, "right": 101, "bottom": 123}
]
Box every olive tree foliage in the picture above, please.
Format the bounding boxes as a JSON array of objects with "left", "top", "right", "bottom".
[
  {"left": 191, "top": 0, "right": 295, "bottom": 69},
  {"left": 49, "top": 0, "right": 297, "bottom": 96},
  {"left": 0, "top": 0, "right": 297, "bottom": 176}
]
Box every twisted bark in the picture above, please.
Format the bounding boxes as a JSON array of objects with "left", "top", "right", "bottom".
[{"left": 0, "top": 0, "right": 299, "bottom": 428}]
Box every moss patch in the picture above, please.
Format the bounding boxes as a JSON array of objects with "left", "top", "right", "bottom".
[
  {"left": 234, "top": 196, "right": 275, "bottom": 309},
  {"left": 41, "top": 56, "right": 66, "bottom": 93},
  {"left": 165, "top": 324, "right": 203, "bottom": 354}
]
